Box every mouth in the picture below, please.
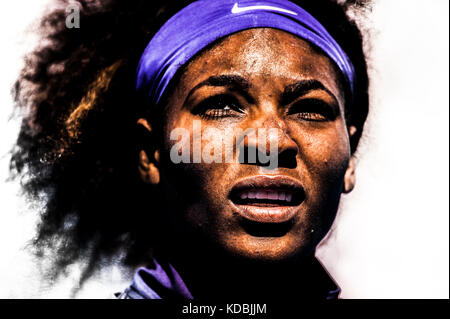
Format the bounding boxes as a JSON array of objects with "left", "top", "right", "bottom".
[{"left": 229, "top": 175, "right": 305, "bottom": 224}]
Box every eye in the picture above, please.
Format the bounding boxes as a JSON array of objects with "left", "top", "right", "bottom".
[
  {"left": 286, "top": 98, "right": 337, "bottom": 122},
  {"left": 192, "top": 94, "right": 245, "bottom": 120}
]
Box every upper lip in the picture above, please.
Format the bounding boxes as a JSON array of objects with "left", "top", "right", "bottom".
[
  {"left": 228, "top": 175, "right": 305, "bottom": 224},
  {"left": 229, "top": 175, "right": 304, "bottom": 203}
]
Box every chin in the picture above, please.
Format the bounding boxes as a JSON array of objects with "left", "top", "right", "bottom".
[{"left": 222, "top": 231, "right": 315, "bottom": 263}]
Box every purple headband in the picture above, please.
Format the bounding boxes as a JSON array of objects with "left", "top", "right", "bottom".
[{"left": 136, "top": 0, "right": 355, "bottom": 105}]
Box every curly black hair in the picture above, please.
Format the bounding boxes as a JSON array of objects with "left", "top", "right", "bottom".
[{"left": 10, "top": 0, "right": 370, "bottom": 288}]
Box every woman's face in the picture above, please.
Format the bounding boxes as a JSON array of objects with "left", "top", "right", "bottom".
[{"left": 148, "top": 28, "right": 354, "bottom": 262}]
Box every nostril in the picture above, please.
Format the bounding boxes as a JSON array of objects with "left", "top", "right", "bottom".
[
  {"left": 238, "top": 145, "right": 276, "bottom": 167},
  {"left": 238, "top": 145, "right": 297, "bottom": 169},
  {"left": 277, "top": 148, "right": 297, "bottom": 169}
]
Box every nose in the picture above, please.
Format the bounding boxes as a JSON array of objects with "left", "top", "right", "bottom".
[{"left": 238, "top": 110, "right": 298, "bottom": 169}]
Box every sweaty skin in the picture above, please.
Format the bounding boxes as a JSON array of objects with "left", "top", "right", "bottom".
[{"left": 138, "top": 28, "right": 356, "bottom": 297}]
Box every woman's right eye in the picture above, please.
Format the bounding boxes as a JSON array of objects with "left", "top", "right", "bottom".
[{"left": 192, "top": 95, "right": 245, "bottom": 120}]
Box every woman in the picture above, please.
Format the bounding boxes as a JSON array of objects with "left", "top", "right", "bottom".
[{"left": 11, "top": 0, "right": 369, "bottom": 299}]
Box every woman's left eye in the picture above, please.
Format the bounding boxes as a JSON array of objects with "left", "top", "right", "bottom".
[
  {"left": 286, "top": 98, "right": 337, "bottom": 122},
  {"left": 193, "top": 95, "right": 245, "bottom": 120}
]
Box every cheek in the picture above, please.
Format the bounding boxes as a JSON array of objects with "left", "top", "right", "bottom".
[
  {"left": 288, "top": 123, "right": 350, "bottom": 245},
  {"left": 296, "top": 122, "right": 350, "bottom": 181},
  {"left": 291, "top": 121, "right": 351, "bottom": 221},
  {"left": 161, "top": 115, "right": 238, "bottom": 223}
]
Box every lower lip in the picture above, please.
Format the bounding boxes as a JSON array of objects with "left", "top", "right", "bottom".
[{"left": 231, "top": 202, "right": 300, "bottom": 223}]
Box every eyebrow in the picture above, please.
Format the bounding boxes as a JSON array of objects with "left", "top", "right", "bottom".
[
  {"left": 186, "top": 76, "right": 338, "bottom": 107},
  {"left": 281, "top": 79, "right": 338, "bottom": 106},
  {"left": 186, "top": 74, "right": 254, "bottom": 103}
]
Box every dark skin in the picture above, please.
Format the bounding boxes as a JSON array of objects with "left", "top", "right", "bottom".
[{"left": 138, "top": 28, "right": 357, "bottom": 298}]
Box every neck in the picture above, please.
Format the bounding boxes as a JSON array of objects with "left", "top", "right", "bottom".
[{"left": 155, "top": 239, "right": 325, "bottom": 299}]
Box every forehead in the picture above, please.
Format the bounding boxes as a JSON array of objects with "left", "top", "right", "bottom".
[{"left": 174, "top": 28, "right": 345, "bottom": 105}]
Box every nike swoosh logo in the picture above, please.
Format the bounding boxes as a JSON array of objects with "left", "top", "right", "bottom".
[{"left": 231, "top": 3, "right": 297, "bottom": 16}]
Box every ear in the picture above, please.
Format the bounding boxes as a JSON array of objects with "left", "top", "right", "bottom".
[
  {"left": 343, "top": 125, "right": 358, "bottom": 194},
  {"left": 137, "top": 118, "right": 160, "bottom": 185},
  {"left": 343, "top": 156, "right": 356, "bottom": 194}
]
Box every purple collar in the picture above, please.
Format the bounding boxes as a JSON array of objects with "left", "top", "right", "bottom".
[
  {"left": 117, "top": 258, "right": 193, "bottom": 299},
  {"left": 117, "top": 257, "right": 340, "bottom": 299}
]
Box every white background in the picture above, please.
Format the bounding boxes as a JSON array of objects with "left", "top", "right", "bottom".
[{"left": 0, "top": 0, "right": 448, "bottom": 298}]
